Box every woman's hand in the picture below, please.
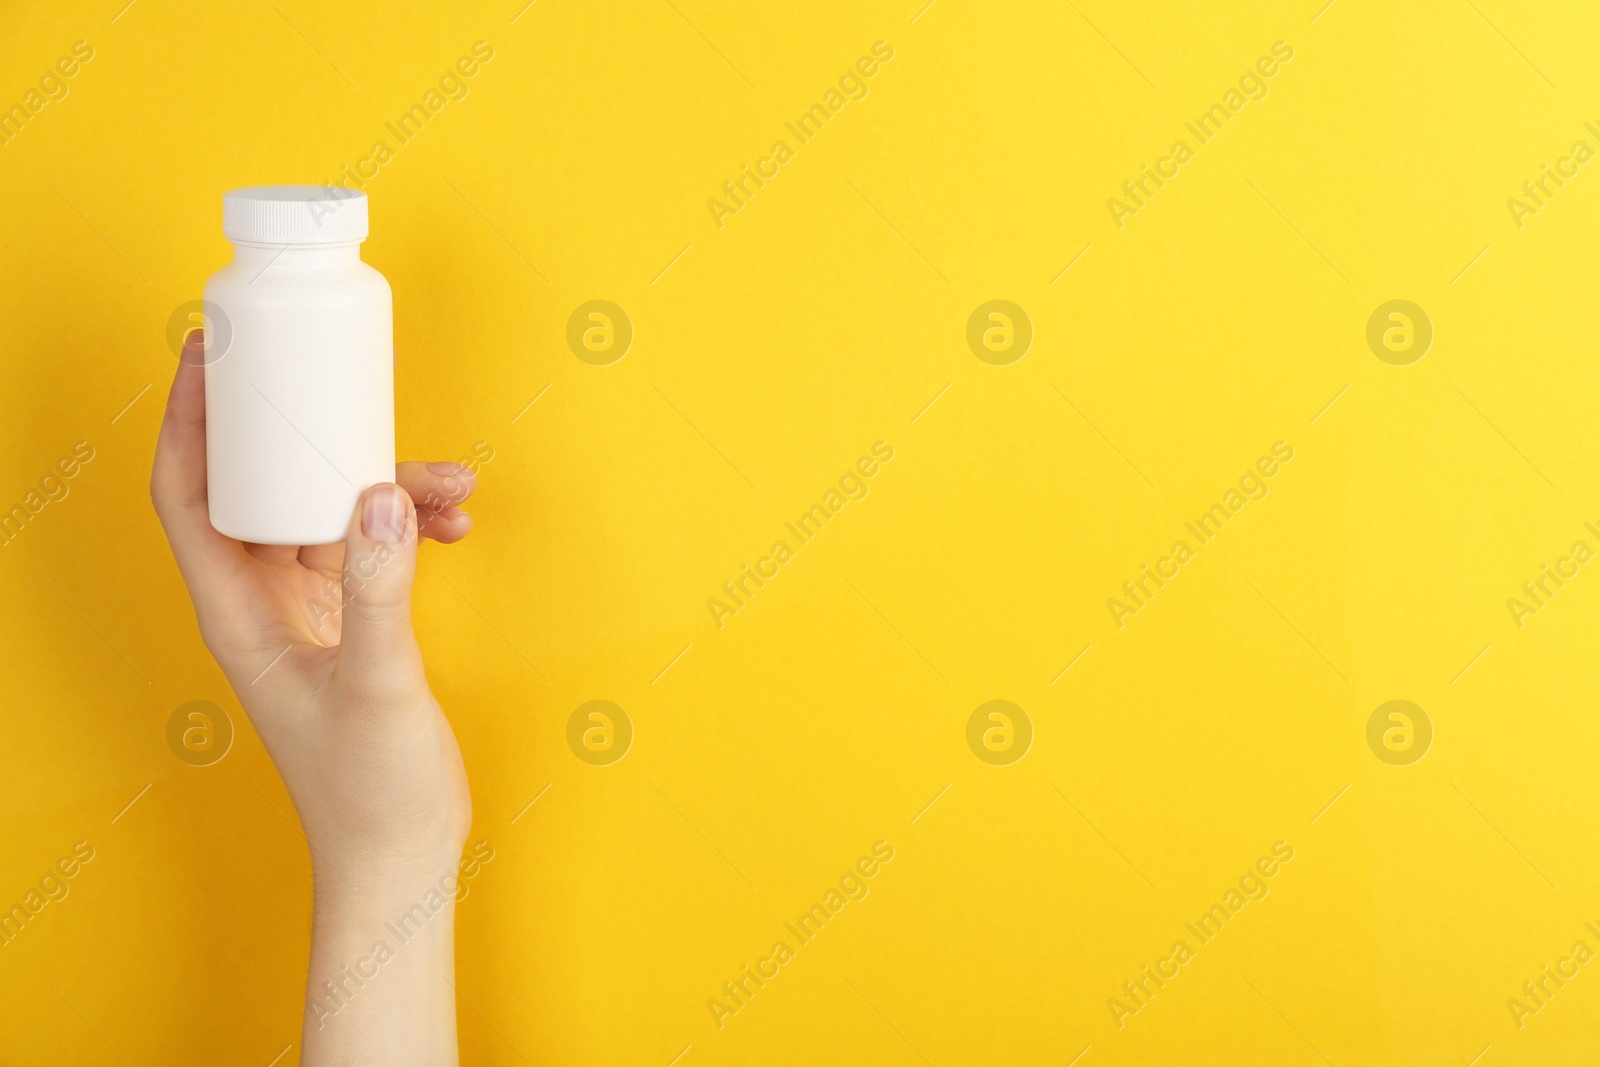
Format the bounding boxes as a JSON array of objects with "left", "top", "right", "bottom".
[{"left": 151, "top": 331, "right": 473, "bottom": 1063}]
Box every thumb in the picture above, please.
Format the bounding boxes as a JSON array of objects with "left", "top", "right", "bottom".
[{"left": 334, "top": 482, "right": 426, "bottom": 700}]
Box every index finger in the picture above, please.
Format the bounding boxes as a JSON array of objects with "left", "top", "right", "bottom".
[{"left": 150, "top": 332, "right": 248, "bottom": 589}]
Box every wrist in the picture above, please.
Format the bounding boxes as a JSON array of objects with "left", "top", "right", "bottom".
[{"left": 312, "top": 846, "right": 467, "bottom": 913}]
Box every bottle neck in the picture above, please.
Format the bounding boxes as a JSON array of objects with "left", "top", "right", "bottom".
[{"left": 230, "top": 240, "right": 363, "bottom": 271}]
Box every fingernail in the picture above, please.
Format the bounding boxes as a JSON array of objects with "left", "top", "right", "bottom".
[
  {"left": 181, "top": 330, "right": 205, "bottom": 365},
  {"left": 428, "top": 461, "right": 469, "bottom": 477},
  {"left": 362, "top": 484, "right": 408, "bottom": 543}
]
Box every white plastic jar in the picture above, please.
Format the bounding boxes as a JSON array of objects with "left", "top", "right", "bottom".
[{"left": 203, "top": 186, "right": 394, "bottom": 546}]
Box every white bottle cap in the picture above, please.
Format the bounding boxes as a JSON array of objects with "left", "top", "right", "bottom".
[{"left": 222, "top": 185, "right": 369, "bottom": 245}]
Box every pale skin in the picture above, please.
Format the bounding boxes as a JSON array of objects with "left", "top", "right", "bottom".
[{"left": 152, "top": 331, "right": 472, "bottom": 1064}]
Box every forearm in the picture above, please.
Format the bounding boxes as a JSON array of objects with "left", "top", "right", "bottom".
[{"left": 301, "top": 863, "right": 460, "bottom": 1065}]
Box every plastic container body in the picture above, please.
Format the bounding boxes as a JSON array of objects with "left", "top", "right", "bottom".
[{"left": 204, "top": 238, "right": 394, "bottom": 545}]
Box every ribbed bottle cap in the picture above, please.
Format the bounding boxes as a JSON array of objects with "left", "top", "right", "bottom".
[{"left": 222, "top": 185, "right": 368, "bottom": 244}]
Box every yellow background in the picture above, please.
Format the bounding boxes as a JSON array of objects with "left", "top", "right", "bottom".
[{"left": 3, "top": 0, "right": 1599, "bottom": 1062}]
